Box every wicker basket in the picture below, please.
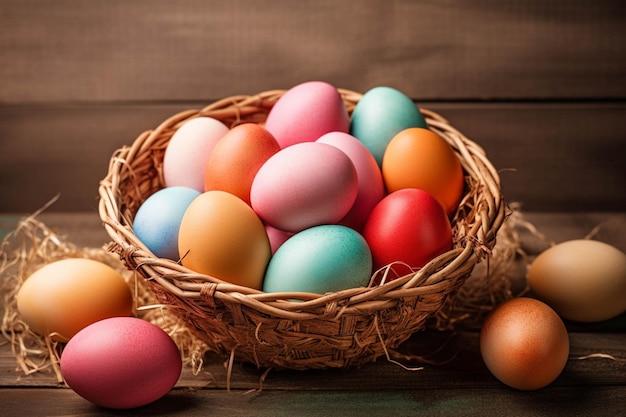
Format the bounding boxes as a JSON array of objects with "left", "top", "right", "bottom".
[{"left": 98, "top": 88, "right": 506, "bottom": 370}]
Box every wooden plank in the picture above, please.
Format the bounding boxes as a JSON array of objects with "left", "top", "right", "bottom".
[
  {"left": 2, "top": 327, "right": 625, "bottom": 390},
  {"left": 1, "top": 102, "right": 625, "bottom": 212},
  {"left": 1, "top": 1, "right": 624, "bottom": 103},
  {"left": 0, "top": 385, "right": 625, "bottom": 417}
]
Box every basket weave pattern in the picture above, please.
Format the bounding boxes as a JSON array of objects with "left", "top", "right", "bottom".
[{"left": 98, "top": 89, "right": 506, "bottom": 370}]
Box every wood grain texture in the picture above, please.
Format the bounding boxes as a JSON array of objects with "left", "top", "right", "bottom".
[
  {"left": 1, "top": 102, "right": 624, "bottom": 212},
  {"left": 0, "top": 386, "right": 624, "bottom": 417},
  {"left": 1, "top": 0, "right": 624, "bottom": 102}
]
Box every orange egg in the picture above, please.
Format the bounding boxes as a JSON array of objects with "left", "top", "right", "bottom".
[
  {"left": 204, "top": 123, "right": 280, "bottom": 204},
  {"left": 382, "top": 127, "right": 465, "bottom": 216},
  {"left": 178, "top": 190, "right": 271, "bottom": 289},
  {"left": 16, "top": 258, "right": 133, "bottom": 342}
]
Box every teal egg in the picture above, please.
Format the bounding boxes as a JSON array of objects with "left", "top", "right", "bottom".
[
  {"left": 263, "top": 225, "right": 372, "bottom": 295},
  {"left": 350, "top": 86, "right": 427, "bottom": 166}
]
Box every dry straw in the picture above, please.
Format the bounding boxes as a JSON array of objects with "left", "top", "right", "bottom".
[{"left": 97, "top": 89, "right": 507, "bottom": 370}]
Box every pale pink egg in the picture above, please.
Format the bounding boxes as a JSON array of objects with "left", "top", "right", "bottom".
[
  {"left": 251, "top": 142, "right": 358, "bottom": 233},
  {"left": 264, "top": 81, "right": 350, "bottom": 148},
  {"left": 317, "top": 131, "right": 386, "bottom": 231},
  {"left": 163, "top": 117, "right": 229, "bottom": 191}
]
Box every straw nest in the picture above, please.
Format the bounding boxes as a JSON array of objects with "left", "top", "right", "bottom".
[{"left": 97, "top": 88, "right": 507, "bottom": 370}]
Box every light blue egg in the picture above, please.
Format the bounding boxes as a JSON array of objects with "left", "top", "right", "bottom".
[
  {"left": 350, "top": 86, "right": 427, "bottom": 166},
  {"left": 263, "top": 225, "right": 372, "bottom": 294},
  {"left": 132, "top": 186, "right": 201, "bottom": 260}
]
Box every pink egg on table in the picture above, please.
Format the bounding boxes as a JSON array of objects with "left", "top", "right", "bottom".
[
  {"left": 317, "top": 131, "right": 386, "bottom": 231},
  {"left": 264, "top": 81, "right": 350, "bottom": 148},
  {"left": 251, "top": 142, "right": 358, "bottom": 233},
  {"left": 163, "top": 117, "right": 229, "bottom": 191},
  {"left": 60, "top": 317, "right": 182, "bottom": 410}
]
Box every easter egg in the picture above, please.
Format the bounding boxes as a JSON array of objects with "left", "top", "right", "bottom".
[
  {"left": 132, "top": 186, "right": 201, "bottom": 260},
  {"left": 317, "top": 131, "right": 386, "bottom": 231},
  {"left": 350, "top": 86, "right": 427, "bottom": 166},
  {"left": 265, "top": 224, "right": 293, "bottom": 255},
  {"left": 480, "top": 298, "right": 569, "bottom": 390},
  {"left": 250, "top": 142, "right": 358, "bottom": 233},
  {"left": 16, "top": 258, "right": 132, "bottom": 342},
  {"left": 60, "top": 317, "right": 182, "bottom": 409},
  {"left": 163, "top": 117, "right": 229, "bottom": 191},
  {"left": 363, "top": 188, "right": 453, "bottom": 275},
  {"left": 264, "top": 81, "right": 350, "bottom": 148},
  {"left": 178, "top": 190, "right": 271, "bottom": 289},
  {"left": 382, "top": 127, "right": 465, "bottom": 216},
  {"left": 528, "top": 239, "right": 626, "bottom": 322},
  {"left": 204, "top": 123, "right": 280, "bottom": 204},
  {"left": 263, "top": 225, "right": 372, "bottom": 295}
]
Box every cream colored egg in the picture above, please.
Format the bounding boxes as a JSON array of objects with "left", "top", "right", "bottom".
[{"left": 527, "top": 239, "right": 626, "bottom": 322}]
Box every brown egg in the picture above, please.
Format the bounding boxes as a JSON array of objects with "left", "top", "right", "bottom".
[{"left": 480, "top": 297, "right": 569, "bottom": 390}]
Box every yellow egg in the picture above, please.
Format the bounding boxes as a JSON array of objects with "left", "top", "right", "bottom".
[
  {"left": 16, "top": 258, "right": 133, "bottom": 342},
  {"left": 528, "top": 239, "right": 626, "bottom": 322},
  {"left": 178, "top": 190, "right": 271, "bottom": 289}
]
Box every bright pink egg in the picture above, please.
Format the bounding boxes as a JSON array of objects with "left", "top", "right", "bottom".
[
  {"left": 264, "top": 81, "right": 350, "bottom": 148},
  {"left": 363, "top": 188, "right": 453, "bottom": 277},
  {"left": 60, "top": 317, "right": 182, "bottom": 409}
]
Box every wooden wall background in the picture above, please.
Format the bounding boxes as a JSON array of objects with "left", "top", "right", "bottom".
[{"left": 1, "top": 0, "right": 624, "bottom": 212}]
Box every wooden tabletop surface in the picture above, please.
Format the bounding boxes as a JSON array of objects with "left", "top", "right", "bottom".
[{"left": 1, "top": 211, "right": 625, "bottom": 416}]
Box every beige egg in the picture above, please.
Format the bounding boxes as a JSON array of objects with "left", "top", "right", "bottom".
[{"left": 528, "top": 239, "right": 626, "bottom": 322}]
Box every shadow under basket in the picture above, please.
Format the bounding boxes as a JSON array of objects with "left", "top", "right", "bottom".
[{"left": 98, "top": 88, "right": 507, "bottom": 370}]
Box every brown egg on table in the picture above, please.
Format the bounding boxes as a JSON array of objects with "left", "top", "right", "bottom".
[{"left": 480, "top": 297, "right": 570, "bottom": 391}]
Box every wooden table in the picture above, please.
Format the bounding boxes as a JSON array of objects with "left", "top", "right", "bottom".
[{"left": 1, "top": 211, "right": 625, "bottom": 416}]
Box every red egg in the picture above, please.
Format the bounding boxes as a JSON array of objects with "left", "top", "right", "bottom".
[
  {"left": 362, "top": 188, "right": 453, "bottom": 275},
  {"left": 204, "top": 123, "right": 280, "bottom": 204}
]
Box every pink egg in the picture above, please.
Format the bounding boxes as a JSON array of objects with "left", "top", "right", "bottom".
[
  {"left": 317, "top": 131, "right": 386, "bottom": 231},
  {"left": 264, "top": 81, "right": 350, "bottom": 148},
  {"left": 60, "top": 317, "right": 182, "bottom": 409},
  {"left": 163, "top": 117, "right": 229, "bottom": 191},
  {"left": 251, "top": 142, "right": 358, "bottom": 233},
  {"left": 265, "top": 224, "right": 294, "bottom": 254}
]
